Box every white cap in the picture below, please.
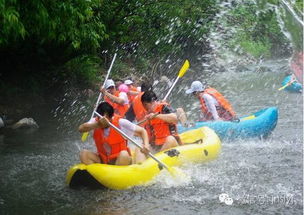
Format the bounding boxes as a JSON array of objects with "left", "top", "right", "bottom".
[
  {"left": 186, "top": 81, "right": 205, "bottom": 94},
  {"left": 124, "top": 80, "right": 133, "bottom": 85},
  {"left": 105, "top": 79, "right": 115, "bottom": 89}
]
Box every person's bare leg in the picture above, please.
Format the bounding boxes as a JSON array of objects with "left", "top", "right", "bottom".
[
  {"left": 176, "top": 108, "right": 188, "bottom": 127},
  {"left": 134, "top": 148, "right": 147, "bottom": 164},
  {"left": 115, "top": 150, "right": 132, "bottom": 165},
  {"left": 79, "top": 149, "right": 101, "bottom": 165},
  {"left": 160, "top": 136, "right": 178, "bottom": 151}
]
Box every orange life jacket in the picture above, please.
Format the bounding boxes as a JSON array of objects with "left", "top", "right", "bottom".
[
  {"left": 132, "top": 92, "right": 147, "bottom": 122},
  {"left": 93, "top": 115, "right": 129, "bottom": 164},
  {"left": 128, "top": 86, "right": 139, "bottom": 103},
  {"left": 104, "top": 91, "right": 129, "bottom": 117},
  {"left": 198, "top": 88, "right": 236, "bottom": 121},
  {"left": 145, "top": 102, "right": 178, "bottom": 145}
]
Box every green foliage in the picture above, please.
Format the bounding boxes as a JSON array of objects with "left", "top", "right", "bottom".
[
  {"left": 98, "top": 0, "right": 217, "bottom": 58},
  {"left": 0, "top": 0, "right": 107, "bottom": 51},
  {"left": 282, "top": 8, "right": 303, "bottom": 52},
  {"left": 63, "top": 55, "right": 101, "bottom": 85},
  {"left": 295, "top": 0, "right": 303, "bottom": 14},
  {"left": 0, "top": 0, "right": 294, "bottom": 97},
  {"left": 225, "top": 2, "right": 289, "bottom": 58},
  {"left": 240, "top": 37, "right": 271, "bottom": 58}
]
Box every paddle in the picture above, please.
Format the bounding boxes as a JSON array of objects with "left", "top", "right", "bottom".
[
  {"left": 163, "top": 59, "right": 190, "bottom": 101},
  {"left": 94, "top": 111, "right": 183, "bottom": 177},
  {"left": 137, "top": 59, "right": 190, "bottom": 125},
  {"left": 278, "top": 79, "right": 296, "bottom": 91},
  {"left": 81, "top": 53, "right": 117, "bottom": 142}
]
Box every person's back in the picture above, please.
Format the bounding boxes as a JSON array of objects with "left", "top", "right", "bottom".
[
  {"left": 186, "top": 81, "right": 237, "bottom": 121},
  {"left": 124, "top": 82, "right": 153, "bottom": 123}
]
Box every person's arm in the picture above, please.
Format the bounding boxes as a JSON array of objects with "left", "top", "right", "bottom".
[
  {"left": 78, "top": 118, "right": 108, "bottom": 132},
  {"left": 202, "top": 94, "right": 220, "bottom": 120},
  {"left": 128, "top": 90, "right": 140, "bottom": 96},
  {"left": 154, "top": 113, "right": 178, "bottom": 124},
  {"left": 156, "top": 104, "right": 178, "bottom": 124},
  {"left": 133, "top": 125, "right": 150, "bottom": 149},
  {"left": 100, "top": 87, "right": 125, "bottom": 104}
]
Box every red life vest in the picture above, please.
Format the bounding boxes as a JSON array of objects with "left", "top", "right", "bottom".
[
  {"left": 93, "top": 115, "right": 129, "bottom": 164},
  {"left": 145, "top": 102, "right": 178, "bottom": 145},
  {"left": 127, "top": 86, "right": 139, "bottom": 103},
  {"left": 104, "top": 90, "right": 129, "bottom": 117},
  {"left": 198, "top": 88, "right": 236, "bottom": 121},
  {"left": 132, "top": 92, "right": 147, "bottom": 122}
]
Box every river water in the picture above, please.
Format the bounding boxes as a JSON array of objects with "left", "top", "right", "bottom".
[{"left": 0, "top": 57, "right": 302, "bottom": 214}]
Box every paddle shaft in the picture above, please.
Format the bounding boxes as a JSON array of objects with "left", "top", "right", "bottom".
[
  {"left": 136, "top": 112, "right": 159, "bottom": 125},
  {"left": 94, "top": 111, "right": 170, "bottom": 171},
  {"left": 89, "top": 53, "right": 117, "bottom": 119},
  {"left": 278, "top": 79, "right": 296, "bottom": 91},
  {"left": 163, "top": 76, "right": 180, "bottom": 101}
]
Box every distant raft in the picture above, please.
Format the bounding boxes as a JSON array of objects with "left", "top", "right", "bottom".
[
  {"left": 178, "top": 107, "right": 278, "bottom": 140},
  {"left": 66, "top": 127, "right": 221, "bottom": 190},
  {"left": 281, "top": 75, "right": 302, "bottom": 93}
]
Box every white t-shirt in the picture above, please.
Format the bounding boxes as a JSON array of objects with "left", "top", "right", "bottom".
[
  {"left": 119, "top": 92, "right": 129, "bottom": 105},
  {"left": 201, "top": 93, "right": 220, "bottom": 120}
]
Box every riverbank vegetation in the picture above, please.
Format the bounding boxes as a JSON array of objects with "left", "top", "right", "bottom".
[{"left": 0, "top": 0, "right": 293, "bottom": 117}]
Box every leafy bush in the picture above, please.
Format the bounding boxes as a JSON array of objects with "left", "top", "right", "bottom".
[
  {"left": 224, "top": 2, "right": 289, "bottom": 58},
  {"left": 63, "top": 55, "right": 101, "bottom": 86}
]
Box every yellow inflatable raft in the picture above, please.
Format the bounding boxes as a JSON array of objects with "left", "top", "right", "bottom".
[{"left": 66, "top": 126, "right": 221, "bottom": 190}]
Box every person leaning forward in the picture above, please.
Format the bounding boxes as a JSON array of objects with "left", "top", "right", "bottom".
[
  {"left": 78, "top": 102, "right": 151, "bottom": 165},
  {"left": 140, "top": 91, "right": 181, "bottom": 152},
  {"left": 186, "top": 81, "right": 238, "bottom": 121}
]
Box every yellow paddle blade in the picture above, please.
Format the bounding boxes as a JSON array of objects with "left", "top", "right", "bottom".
[
  {"left": 178, "top": 60, "right": 190, "bottom": 78},
  {"left": 240, "top": 115, "right": 256, "bottom": 121},
  {"left": 81, "top": 132, "right": 89, "bottom": 142}
]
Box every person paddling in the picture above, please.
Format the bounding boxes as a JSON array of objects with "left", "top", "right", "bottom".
[
  {"left": 140, "top": 91, "right": 181, "bottom": 152},
  {"left": 124, "top": 79, "right": 140, "bottom": 103},
  {"left": 186, "top": 81, "right": 238, "bottom": 121},
  {"left": 78, "top": 102, "right": 151, "bottom": 165},
  {"left": 125, "top": 82, "right": 188, "bottom": 127},
  {"left": 100, "top": 79, "right": 130, "bottom": 117}
]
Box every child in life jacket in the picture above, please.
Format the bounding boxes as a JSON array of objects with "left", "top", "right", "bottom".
[{"left": 78, "top": 102, "right": 151, "bottom": 165}]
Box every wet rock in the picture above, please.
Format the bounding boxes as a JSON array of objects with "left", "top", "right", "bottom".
[
  {"left": 11, "top": 118, "right": 39, "bottom": 130},
  {"left": 82, "top": 89, "right": 94, "bottom": 98},
  {"left": 0, "top": 117, "right": 3, "bottom": 128}
]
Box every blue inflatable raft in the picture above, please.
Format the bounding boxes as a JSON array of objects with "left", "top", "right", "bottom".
[
  {"left": 178, "top": 107, "right": 278, "bottom": 140},
  {"left": 281, "top": 75, "right": 302, "bottom": 93}
]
